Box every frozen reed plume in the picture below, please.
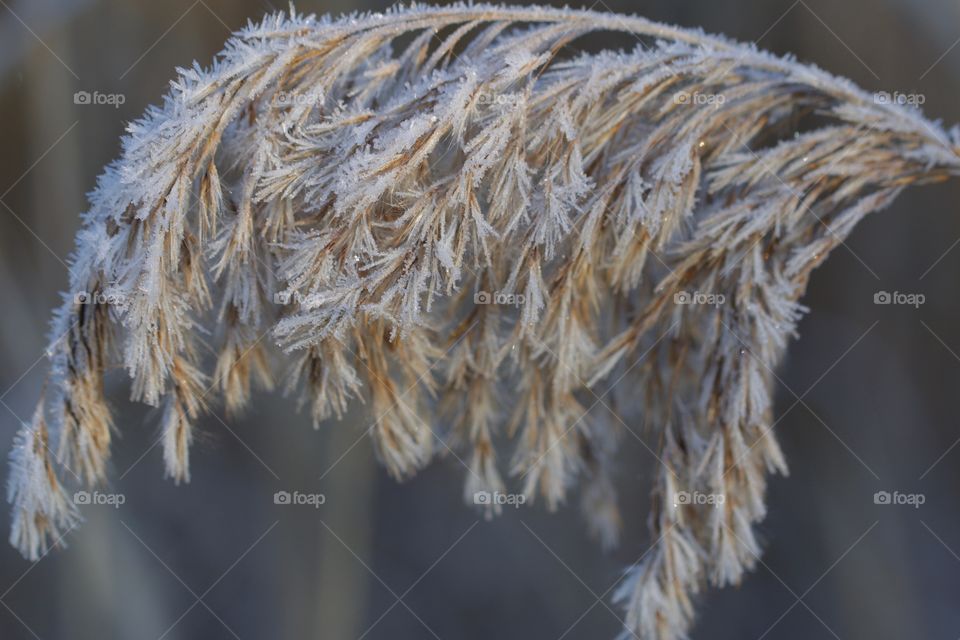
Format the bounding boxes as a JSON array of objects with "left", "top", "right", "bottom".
[{"left": 8, "top": 4, "right": 960, "bottom": 638}]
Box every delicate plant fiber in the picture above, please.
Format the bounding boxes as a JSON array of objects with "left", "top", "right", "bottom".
[{"left": 7, "top": 5, "right": 960, "bottom": 638}]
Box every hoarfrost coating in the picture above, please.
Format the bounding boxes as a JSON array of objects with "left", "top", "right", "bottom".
[{"left": 8, "top": 5, "right": 960, "bottom": 640}]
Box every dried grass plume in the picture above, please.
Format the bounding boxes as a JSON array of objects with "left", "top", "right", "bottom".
[{"left": 7, "top": 4, "right": 960, "bottom": 639}]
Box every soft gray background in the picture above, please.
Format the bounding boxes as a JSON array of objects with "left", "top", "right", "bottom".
[{"left": 1, "top": 1, "right": 959, "bottom": 638}]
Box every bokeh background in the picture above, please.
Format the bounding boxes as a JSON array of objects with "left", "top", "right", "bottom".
[{"left": 1, "top": 0, "right": 959, "bottom": 638}]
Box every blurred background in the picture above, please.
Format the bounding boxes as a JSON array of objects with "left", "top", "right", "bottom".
[{"left": 1, "top": 0, "right": 960, "bottom": 638}]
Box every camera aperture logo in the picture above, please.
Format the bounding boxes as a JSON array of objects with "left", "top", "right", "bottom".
[
  {"left": 873, "top": 490, "right": 924, "bottom": 509},
  {"left": 873, "top": 290, "right": 924, "bottom": 308},
  {"left": 474, "top": 291, "right": 526, "bottom": 307},
  {"left": 274, "top": 490, "right": 325, "bottom": 508},
  {"left": 473, "top": 490, "right": 527, "bottom": 508},
  {"left": 74, "top": 90, "right": 126, "bottom": 109},
  {"left": 73, "top": 490, "right": 125, "bottom": 508}
]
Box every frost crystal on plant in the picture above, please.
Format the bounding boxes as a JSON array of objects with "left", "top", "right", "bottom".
[{"left": 8, "top": 5, "right": 960, "bottom": 639}]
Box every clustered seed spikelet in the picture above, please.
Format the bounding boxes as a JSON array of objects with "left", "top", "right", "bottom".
[{"left": 7, "top": 5, "right": 960, "bottom": 638}]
